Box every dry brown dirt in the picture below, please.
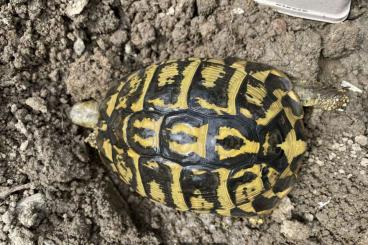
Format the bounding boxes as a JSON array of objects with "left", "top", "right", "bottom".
[{"left": 1, "top": 0, "right": 367, "bottom": 244}]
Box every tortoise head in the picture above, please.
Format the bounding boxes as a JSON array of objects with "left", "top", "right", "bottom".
[{"left": 69, "top": 100, "right": 100, "bottom": 129}]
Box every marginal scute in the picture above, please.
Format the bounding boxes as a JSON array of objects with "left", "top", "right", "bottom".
[{"left": 96, "top": 58, "right": 306, "bottom": 216}]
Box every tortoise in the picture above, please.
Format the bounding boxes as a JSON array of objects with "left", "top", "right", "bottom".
[{"left": 69, "top": 58, "right": 348, "bottom": 217}]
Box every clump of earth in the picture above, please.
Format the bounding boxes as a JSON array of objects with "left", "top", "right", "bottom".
[{"left": 0, "top": 0, "right": 367, "bottom": 244}]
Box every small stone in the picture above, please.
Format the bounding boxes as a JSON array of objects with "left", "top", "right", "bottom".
[
  {"left": 65, "top": 0, "right": 89, "bottom": 17},
  {"left": 360, "top": 158, "right": 368, "bottom": 167},
  {"left": 97, "top": 38, "right": 107, "bottom": 50},
  {"left": 355, "top": 135, "right": 368, "bottom": 146},
  {"left": 48, "top": 69, "right": 60, "bottom": 82},
  {"left": 304, "top": 213, "right": 314, "bottom": 222},
  {"left": 232, "top": 8, "right": 245, "bottom": 15},
  {"left": 316, "top": 159, "right": 324, "bottom": 166},
  {"left": 328, "top": 152, "right": 336, "bottom": 160},
  {"left": 17, "top": 193, "right": 46, "bottom": 228},
  {"left": 110, "top": 30, "right": 128, "bottom": 46},
  {"left": 25, "top": 96, "right": 47, "bottom": 113},
  {"left": 347, "top": 139, "right": 353, "bottom": 145},
  {"left": 19, "top": 140, "right": 29, "bottom": 152},
  {"left": 125, "top": 43, "right": 132, "bottom": 54},
  {"left": 280, "top": 220, "right": 311, "bottom": 240},
  {"left": 74, "top": 37, "right": 85, "bottom": 56},
  {"left": 271, "top": 18, "right": 287, "bottom": 34},
  {"left": 338, "top": 169, "right": 345, "bottom": 174},
  {"left": 167, "top": 6, "right": 175, "bottom": 16}
]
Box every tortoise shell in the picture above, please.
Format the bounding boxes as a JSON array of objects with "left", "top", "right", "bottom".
[{"left": 96, "top": 58, "right": 306, "bottom": 216}]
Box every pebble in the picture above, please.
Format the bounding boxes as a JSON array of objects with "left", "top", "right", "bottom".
[
  {"left": 25, "top": 96, "right": 47, "bottom": 113},
  {"left": 125, "top": 43, "right": 132, "bottom": 55},
  {"left": 355, "top": 135, "right": 368, "bottom": 146},
  {"left": 19, "top": 140, "right": 29, "bottom": 152},
  {"left": 16, "top": 193, "right": 46, "bottom": 228},
  {"left": 280, "top": 220, "right": 311, "bottom": 240},
  {"left": 73, "top": 37, "right": 85, "bottom": 56},
  {"left": 110, "top": 30, "right": 128, "bottom": 46},
  {"left": 65, "top": 0, "right": 89, "bottom": 17},
  {"left": 304, "top": 213, "right": 314, "bottom": 222},
  {"left": 328, "top": 152, "right": 336, "bottom": 160},
  {"left": 360, "top": 158, "right": 368, "bottom": 167},
  {"left": 232, "top": 7, "right": 245, "bottom": 15},
  {"left": 271, "top": 18, "right": 287, "bottom": 34},
  {"left": 167, "top": 6, "right": 175, "bottom": 16},
  {"left": 316, "top": 159, "right": 324, "bottom": 166}
]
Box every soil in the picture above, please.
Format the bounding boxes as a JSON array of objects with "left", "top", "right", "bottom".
[{"left": 1, "top": 0, "right": 367, "bottom": 244}]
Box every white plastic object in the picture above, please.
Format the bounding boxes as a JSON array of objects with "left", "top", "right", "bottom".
[{"left": 255, "top": 0, "right": 351, "bottom": 23}]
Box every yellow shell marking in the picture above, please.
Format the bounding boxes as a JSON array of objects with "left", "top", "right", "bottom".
[
  {"left": 284, "top": 107, "right": 303, "bottom": 127},
  {"left": 201, "top": 65, "right": 225, "bottom": 88},
  {"left": 113, "top": 145, "right": 124, "bottom": 155},
  {"left": 144, "top": 160, "right": 159, "bottom": 169},
  {"left": 215, "top": 127, "right": 260, "bottom": 160},
  {"left": 121, "top": 114, "right": 132, "bottom": 145},
  {"left": 148, "top": 60, "right": 201, "bottom": 110},
  {"left": 169, "top": 123, "right": 208, "bottom": 158},
  {"left": 233, "top": 165, "right": 264, "bottom": 203},
  {"left": 277, "top": 129, "right": 307, "bottom": 164},
  {"left": 148, "top": 180, "right": 166, "bottom": 204},
  {"left": 251, "top": 69, "right": 286, "bottom": 83},
  {"left": 262, "top": 189, "right": 276, "bottom": 198},
  {"left": 116, "top": 71, "right": 141, "bottom": 110},
  {"left": 215, "top": 168, "right": 235, "bottom": 216},
  {"left": 251, "top": 70, "right": 271, "bottom": 83},
  {"left": 256, "top": 89, "right": 287, "bottom": 126},
  {"left": 131, "top": 64, "right": 158, "bottom": 112},
  {"left": 106, "top": 93, "right": 119, "bottom": 117},
  {"left": 229, "top": 60, "right": 247, "bottom": 70},
  {"left": 238, "top": 201, "right": 256, "bottom": 213},
  {"left": 246, "top": 83, "right": 267, "bottom": 107},
  {"left": 132, "top": 117, "right": 163, "bottom": 149},
  {"left": 99, "top": 123, "right": 107, "bottom": 131},
  {"left": 165, "top": 161, "right": 188, "bottom": 210},
  {"left": 240, "top": 108, "right": 252, "bottom": 118},
  {"left": 190, "top": 189, "right": 214, "bottom": 211},
  {"left": 127, "top": 149, "right": 146, "bottom": 197},
  {"left": 275, "top": 185, "right": 293, "bottom": 199},
  {"left": 260, "top": 163, "right": 279, "bottom": 187},
  {"left": 116, "top": 155, "right": 133, "bottom": 184},
  {"left": 147, "top": 98, "right": 165, "bottom": 107},
  {"left": 158, "top": 63, "right": 179, "bottom": 87},
  {"left": 196, "top": 69, "right": 246, "bottom": 115},
  {"left": 263, "top": 133, "right": 271, "bottom": 155},
  {"left": 102, "top": 139, "right": 113, "bottom": 162},
  {"left": 206, "top": 59, "right": 225, "bottom": 65}
]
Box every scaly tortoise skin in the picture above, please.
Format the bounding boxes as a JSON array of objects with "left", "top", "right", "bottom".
[{"left": 96, "top": 58, "right": 307, "bottom": 216}]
